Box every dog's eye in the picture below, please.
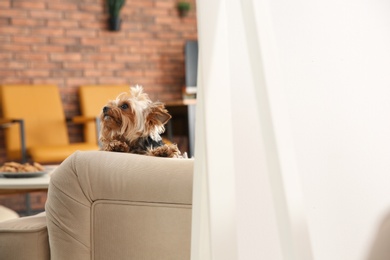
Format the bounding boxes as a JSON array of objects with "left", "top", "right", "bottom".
[{"left": 120, "top": 103, "right": 129, "bottom": 110}]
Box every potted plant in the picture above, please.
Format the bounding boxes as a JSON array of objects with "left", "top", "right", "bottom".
[
  {"left": 108, "top": 0, "right": 126, "bottom": 31},
  {"left": 177, "top": 1, "right": 191, "bottom": 17}
]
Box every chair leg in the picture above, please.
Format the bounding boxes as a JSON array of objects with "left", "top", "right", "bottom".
[
  {"left": 25, "top": 194, "right": 32, "bottom": 216},
  {"left": 95, "top": 117, "right": 102, "bottom": 148},
  {"left": 16, "top": 119, "right": 27, "bottom": 163}
]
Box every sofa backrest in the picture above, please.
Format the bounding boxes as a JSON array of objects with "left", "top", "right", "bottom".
[{"left": 45, "top": 151, "right": 194, "bottom": 259}]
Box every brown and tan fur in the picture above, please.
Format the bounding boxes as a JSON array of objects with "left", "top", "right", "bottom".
[{"left": 99, "top": 85, "right": 183, "bottom": 158}]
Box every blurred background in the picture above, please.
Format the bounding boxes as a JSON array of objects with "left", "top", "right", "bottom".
[{"left": 0, "top": 0, "right": 198, "bottom": 215}]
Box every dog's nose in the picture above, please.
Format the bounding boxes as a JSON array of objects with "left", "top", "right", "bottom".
[{"left": 103, "top": 106, "right": 109, "bottom": 113}]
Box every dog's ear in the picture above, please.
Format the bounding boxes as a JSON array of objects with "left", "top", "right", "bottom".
[{"left": 148, "top": 103, "right": 172, "bottom": 125}]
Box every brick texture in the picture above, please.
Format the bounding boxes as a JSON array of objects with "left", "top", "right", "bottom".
[{"left": 0, "top": 0, "right": 197, "bottom": 213}]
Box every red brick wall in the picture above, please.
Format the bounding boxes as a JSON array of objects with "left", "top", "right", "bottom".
[{"left": 0, "top": 0, "right": 197, "bottom": 213}]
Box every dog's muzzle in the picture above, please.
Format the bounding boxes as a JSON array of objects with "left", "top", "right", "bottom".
[
  {"left": 103, "top": 106, "right": 110, "bottom": 113},
  {"left": 102, "top": 106, "right": 112, "bottom": 121}
]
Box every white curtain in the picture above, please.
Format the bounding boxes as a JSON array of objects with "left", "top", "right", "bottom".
[
  {"left": 192, "top": 0, "right": 390, "bottom": 259},
  {"left": 191, "top": 0, "right": 312, "bottom": 259}
]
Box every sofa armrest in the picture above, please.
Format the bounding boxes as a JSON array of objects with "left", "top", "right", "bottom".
[
  {"left": 45, "top": 151, "right": 194, "bottom": 260},
  {"left": 67, "top": 115, "right": 97, "bottom": 124},
  {"left": 0, "top": 212, "right": 49, "bottom": 260},
  {"left": 67, "top": 116, "right": 101, "bottom": 145}
]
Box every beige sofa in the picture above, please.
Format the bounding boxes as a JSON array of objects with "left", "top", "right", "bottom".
[{"left": 0, "top": 151, "right": 194, "bottom": 260}]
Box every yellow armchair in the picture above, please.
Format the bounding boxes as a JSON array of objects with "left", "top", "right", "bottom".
[{"left": 0, "top": 85, "right": 99, "bottom": 164}]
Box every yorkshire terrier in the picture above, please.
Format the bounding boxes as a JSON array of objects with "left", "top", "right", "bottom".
[{"left": 99, "top": 85, "right": 184, "bottom": 158}]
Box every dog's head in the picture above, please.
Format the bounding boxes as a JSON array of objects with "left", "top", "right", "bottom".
[{"left": 99, "top": 85, "right": 171, "bottom": 144}]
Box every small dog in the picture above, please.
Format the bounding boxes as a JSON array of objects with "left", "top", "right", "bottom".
[{"left": 99, "top": 85, "right": 183, "bottom": 158}]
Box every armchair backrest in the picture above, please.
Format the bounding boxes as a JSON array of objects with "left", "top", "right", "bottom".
[
  {"left": 0, "top": 85, "right": 69, "bottom": 160},
  {"left": 78, "top": 85, "right": 130, "bottom": 144}
]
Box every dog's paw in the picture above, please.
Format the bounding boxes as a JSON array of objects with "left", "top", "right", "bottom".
[
  {"left": 147, "top": 144, "right": 181, "bottom": 158},
  {"left": 108, "top": 140, "right": 129, "bottom": 152}
]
